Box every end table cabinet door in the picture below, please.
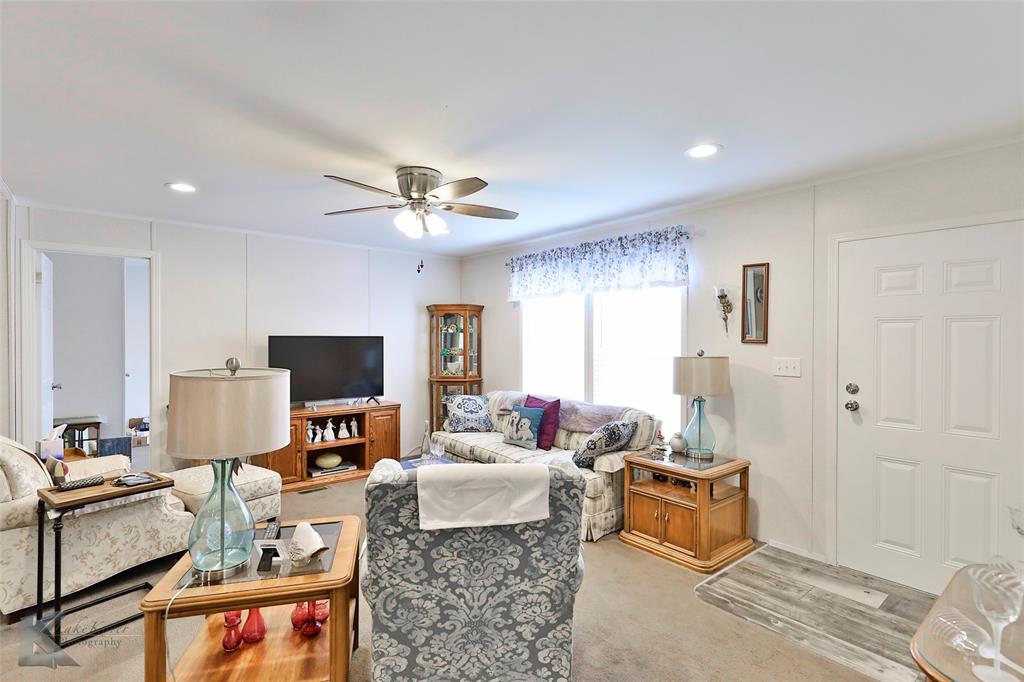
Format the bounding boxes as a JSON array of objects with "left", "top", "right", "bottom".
[
  {"left": 661, "top": 500, "right": 697, "bottom": 555},
  {"left": 629, "top": 492, "right": 662, "bottom": 542},
  {"left": 368, "top": 409, "right": 399, "bottom": 467}
]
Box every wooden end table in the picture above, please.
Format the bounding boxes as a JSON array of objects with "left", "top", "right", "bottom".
[
  {"left": 619, "top": 451, "right": 754, "bottom": 573},
  {"left": 140, "top": 515, "right": 362, "bottom": 682},
  {"left": 36, "top": 471, "right": 174, "bottom": 647}
]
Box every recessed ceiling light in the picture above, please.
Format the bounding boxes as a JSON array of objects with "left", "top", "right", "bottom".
[
  {"left": 685, "top": 144, "right": 722, "bottom": 159},
  {"left": 165, "top": 182, "right": 196, "bottom": 193}
]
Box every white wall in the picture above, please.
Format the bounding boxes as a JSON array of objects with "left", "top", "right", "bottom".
[
  {"left": 460, "top": 140, "right": 1024, "bottom": 558},
  {"left": 49, "top": 252, "right": 126, "bottom": 436},
  {"left": 123, "top": 257, "right": 150, "bottom": 421},
  {"left": 11, "top": 209, "right": 462, "bottom": 471}
]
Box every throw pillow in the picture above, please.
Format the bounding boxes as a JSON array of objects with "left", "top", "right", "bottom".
[
  {"left": 524, "top": 395, "right": 560, "bottom": 450},
  {"left": 502, "top": 406, "right": 545, "bottom": 450},
  {"left": 444, "top": 394, "right": 493, "bottom": 433},
  {"left": 573, "top": 420, "right": 638, "bottom": 469}
]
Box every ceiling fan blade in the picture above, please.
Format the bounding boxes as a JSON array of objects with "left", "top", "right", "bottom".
[
  {"left": 324, "top": 204, "right": 405, "bottom": 216},
  {"left": 427, "top": 177, "right": 487, "bottom": 202},
  {"left": 324, "top": 174, "right": 403, "bottom": 199},
  {"left": 440, "top": 203, "right": 518, "bottom": 220}
]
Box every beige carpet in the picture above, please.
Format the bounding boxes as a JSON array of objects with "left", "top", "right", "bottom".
[{"left": 0, "top": 479, "right": 870, "bottom": 681}]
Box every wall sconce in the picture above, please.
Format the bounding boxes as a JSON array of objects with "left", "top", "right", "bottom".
[{"left": 715, "top": 287, "right": 733, "bottom": 334}]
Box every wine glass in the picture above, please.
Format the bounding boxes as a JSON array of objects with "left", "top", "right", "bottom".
[{"left": 968, "top": 563, "right": 1024, "bottom": 682}]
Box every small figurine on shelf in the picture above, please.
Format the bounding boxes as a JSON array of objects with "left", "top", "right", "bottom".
[
  {"left": 349, "top": 417, "right": 358, "bottom": 438},
  {"left": 324, "top": 418, "right": 336, "bottom": 442},
  {"left": 337, "top": 419, "right": 350, "bottom": 439},
  {"left": 306, "top": 420, "right": 314, "bottom": 444},
  {"left": 313, "top": 425, "right": 323, "bottom": 443}
]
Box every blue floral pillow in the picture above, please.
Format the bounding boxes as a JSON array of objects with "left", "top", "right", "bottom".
[
  {"left": 444, "top": 394, "right": 493, "bottom": 433},
  {"left": 573, "top": 420, "right": 638, "bottom": 469},
  {"left": 502, "top": 405, "right": 545, "bottom": 450}
]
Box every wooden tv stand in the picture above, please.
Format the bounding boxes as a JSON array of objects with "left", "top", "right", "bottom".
[{"left": 250, "top": 401, "right": 400, "bottom": 493}]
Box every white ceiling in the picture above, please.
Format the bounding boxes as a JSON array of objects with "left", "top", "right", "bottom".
[{"left": 3, "top": 2, "right": 1022, "bottom": 256}]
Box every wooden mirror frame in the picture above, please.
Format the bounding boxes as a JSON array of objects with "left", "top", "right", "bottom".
[{"left": 741, "top": 262, "right": 769, "bottom": 344}]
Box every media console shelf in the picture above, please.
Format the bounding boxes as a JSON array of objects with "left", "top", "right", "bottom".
[{"left": 250, "top": 401, "right": 400, "bottom": 492}]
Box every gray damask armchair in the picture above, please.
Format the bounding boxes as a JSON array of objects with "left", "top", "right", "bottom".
[{"left": 363, "top": 459, "right": 586, "bottom": 682}]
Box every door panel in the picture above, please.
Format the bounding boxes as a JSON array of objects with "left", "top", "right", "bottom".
[
  {"left": 252, "top": 419, "right": 302, "bottom": 485},
  {"left": 629, "top": 492, "right": 661, "bottom": 542},
  {"left": 661, "top": 500, "right": 696, "bottom": 555},
  {"left": 368, "top": 409, "right": 398, "bottom": 468},
  {"left": 837, "top": 221, "right": 1022, "bottom": 593},
  {"left": 39, "top": 253, "right": 54, "bottom": 438}
]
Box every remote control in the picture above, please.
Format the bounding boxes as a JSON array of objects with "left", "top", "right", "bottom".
[
  {"left": 263, "top": 520, "right": 280, "bottom": 540},
  {"left": 57, "top": 475, "right": 105, "bottom": 491}
]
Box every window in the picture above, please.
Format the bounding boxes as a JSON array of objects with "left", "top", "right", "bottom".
[
  {"left": 521, "top": 293, "right": 585, "bottom": 400},
  {"left": 521, "top": 287, "right": 684, "bottom": 434}
]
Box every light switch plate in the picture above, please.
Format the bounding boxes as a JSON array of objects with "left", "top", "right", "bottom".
[{"left": 773, "top": 357, "right": 802, "bottom": 377}]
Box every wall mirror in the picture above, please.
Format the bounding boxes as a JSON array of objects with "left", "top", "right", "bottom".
[{"left": 741, "top": 262, "right": 769, "bottom": 344}]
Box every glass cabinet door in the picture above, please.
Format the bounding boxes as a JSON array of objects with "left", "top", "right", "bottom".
[
  {"left": 467, "top": 312, "right": 480, "bottom": 378},
  {"left": 437, "top": 312, "right": 466, "bottom": 378}
]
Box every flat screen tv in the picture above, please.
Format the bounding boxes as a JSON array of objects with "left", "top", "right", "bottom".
[{"left": 268, "top": 336, "right": 384, "bottom": 404}]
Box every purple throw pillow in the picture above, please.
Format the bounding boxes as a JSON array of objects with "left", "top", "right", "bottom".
[{"left": 524, "top": 395, "right": 560, "bottom": 450}]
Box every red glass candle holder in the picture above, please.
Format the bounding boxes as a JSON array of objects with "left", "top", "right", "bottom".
[
  {"left": 223, "top": 610, "right": 241, "bottom": 627},
  {"left": 290, "top": 601, "right": 309, "bottom": 630},
  {"left": 222, "top": 623, "right": 242, "bottom": 651},
  {"left": 299, "top": 599, "right": 322, "bottom": 637}
]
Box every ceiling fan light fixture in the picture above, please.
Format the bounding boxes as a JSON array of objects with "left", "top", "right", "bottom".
[
  {"left": 684, "top": 143, "right": 722, "bottom": 159},
  {"left": 424, "top": 212, "right": 448, "bottom": 236},
  {"left": 394, "top": 209, "right": 423, "bottom": 239}
]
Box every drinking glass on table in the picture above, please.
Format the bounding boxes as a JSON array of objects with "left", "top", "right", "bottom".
[{"left": 968, "top": 562, "right": 1024, "bottom": 682}]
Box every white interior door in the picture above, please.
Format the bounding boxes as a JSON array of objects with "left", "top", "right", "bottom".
[
  {"left": 38, "top": 252, "right": 54, "bottom": 437},
  {"left": 837, "top": 221, "right": 1022, "bottom": 594}
]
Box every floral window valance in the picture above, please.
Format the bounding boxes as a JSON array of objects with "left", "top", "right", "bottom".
[{"left": 506, "top": 225, "right": 689, "bottom": 301}]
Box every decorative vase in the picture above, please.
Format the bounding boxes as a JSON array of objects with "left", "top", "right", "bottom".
[
  {"left": 223, "top": 610, "right": 241, "bottom": 627},
  {"left": 314, "top": 600, "right": 330, "bottom": 624},
  {"left": 241, "top": 608, "right": 266, "bottom": 644},
  {"left": 683, "top": 397, "right": 715, "bottom": 459},
  {"left": 300, "top": 599, "right": 322, "bottom": 637},
  {"left": 668, "top": 432, "right": 686, "bottom": 453},
  {"left": 290, "top": 602, "right": 309, "bottom": 629},
  {"left": 188, "top": 459, "right": 255, "bottom": 578},
  {"left": 222, "top": 624, "right": 242, "bottom": 651}
]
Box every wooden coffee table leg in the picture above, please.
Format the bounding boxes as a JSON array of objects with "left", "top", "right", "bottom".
[
  {"left": 330, "top": 585, "right": 351, "bottom": 681},
  {"left": 144, "top": 610, "right": 167, "bottom": 682}
]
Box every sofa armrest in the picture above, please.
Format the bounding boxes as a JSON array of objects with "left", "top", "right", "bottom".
[
  {"left": 65, "top": 455, "right": 131, "bottom": 480},
  {"left": 593, "top": 450, "right": 629, "bottom": 474}
]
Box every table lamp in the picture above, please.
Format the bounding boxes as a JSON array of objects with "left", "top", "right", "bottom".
[
  {"left": 673, "top": 351, "right": 731, "bottom": 460},
  {"left": 167, "top": 359, "right": 290, "bottom": 579}
]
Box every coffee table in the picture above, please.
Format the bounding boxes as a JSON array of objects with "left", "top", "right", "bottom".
[{"left": 140, "top": 515, "right": 361, "bottom": 681}]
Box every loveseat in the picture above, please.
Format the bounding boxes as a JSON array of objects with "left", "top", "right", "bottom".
[
  {"left": 432, "top": 391, "right": 659, "bottom": 541},
  {"left": 0, "top": 436, "right": 281, "bottom": 615}
]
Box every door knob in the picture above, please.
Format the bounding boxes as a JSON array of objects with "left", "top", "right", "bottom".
[
  {"left": 844, "top": 400, "right": 860, "bottom": 412},
  {"left": 845, "top": 383, "right": 859, "bottom": 395},
  {"left": 51, "top": 383, "right": 62, "bottom": 391}
]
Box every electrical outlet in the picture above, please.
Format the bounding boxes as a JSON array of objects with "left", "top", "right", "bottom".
[{"left": 773, "top": 357, "right": 801, "bottom": 377}]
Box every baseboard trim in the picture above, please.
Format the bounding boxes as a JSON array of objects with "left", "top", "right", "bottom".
[{"left": 767, "top": 540, "right": 830, "bottom": 564}]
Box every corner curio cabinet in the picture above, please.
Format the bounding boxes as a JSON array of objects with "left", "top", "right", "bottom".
[{"left": 427, "top": 304, "right": 483, "bottom": 432}]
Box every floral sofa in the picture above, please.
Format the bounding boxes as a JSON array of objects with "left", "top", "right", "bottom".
[
  {"left": 363, "top": 458, "right": 586, "bottom": 682},
  {"left": 0, "top": 435, "right": 281, "bottom": 616},
  {"left": 432, "top": 391, "right": 660, "bottom": 541}
]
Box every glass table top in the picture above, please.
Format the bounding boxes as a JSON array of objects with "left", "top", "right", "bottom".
[
  {"left": 912, "top": 565, "right": 1023, "bottom": 681},
  {"left": 176, "top": 521, "right": 342, "bottom": 588},
  {"left": 640, "top": 449, "right": 739, "bottom": 472}
]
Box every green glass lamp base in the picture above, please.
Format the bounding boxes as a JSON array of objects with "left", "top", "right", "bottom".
[
  {"left": 187, "top": 458, "right": 255, "bottom": 581},
  {"left": 683, "top": 397, "right": 716, "bottom": 461}
]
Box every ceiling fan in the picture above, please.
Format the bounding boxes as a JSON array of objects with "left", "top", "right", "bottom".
[{"left": 324, "top": 166, "right": 518, "bottom": 239}]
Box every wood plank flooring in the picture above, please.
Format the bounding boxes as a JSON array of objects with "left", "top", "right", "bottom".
[{"left": 695, "top": 545, "right": 935, "bottom": 682}]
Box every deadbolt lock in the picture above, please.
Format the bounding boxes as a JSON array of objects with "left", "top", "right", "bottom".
[{"left": 845, "top": 383, "right": 859, "bottom": 395}]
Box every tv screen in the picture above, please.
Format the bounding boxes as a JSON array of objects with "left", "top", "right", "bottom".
[{"left": 268, "top": 336, "right": 384, "bottom": 403}]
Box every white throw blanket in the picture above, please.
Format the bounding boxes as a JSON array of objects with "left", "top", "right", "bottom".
[{"left": 417, "top": 463, "right": 550, "bottom": 530}]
